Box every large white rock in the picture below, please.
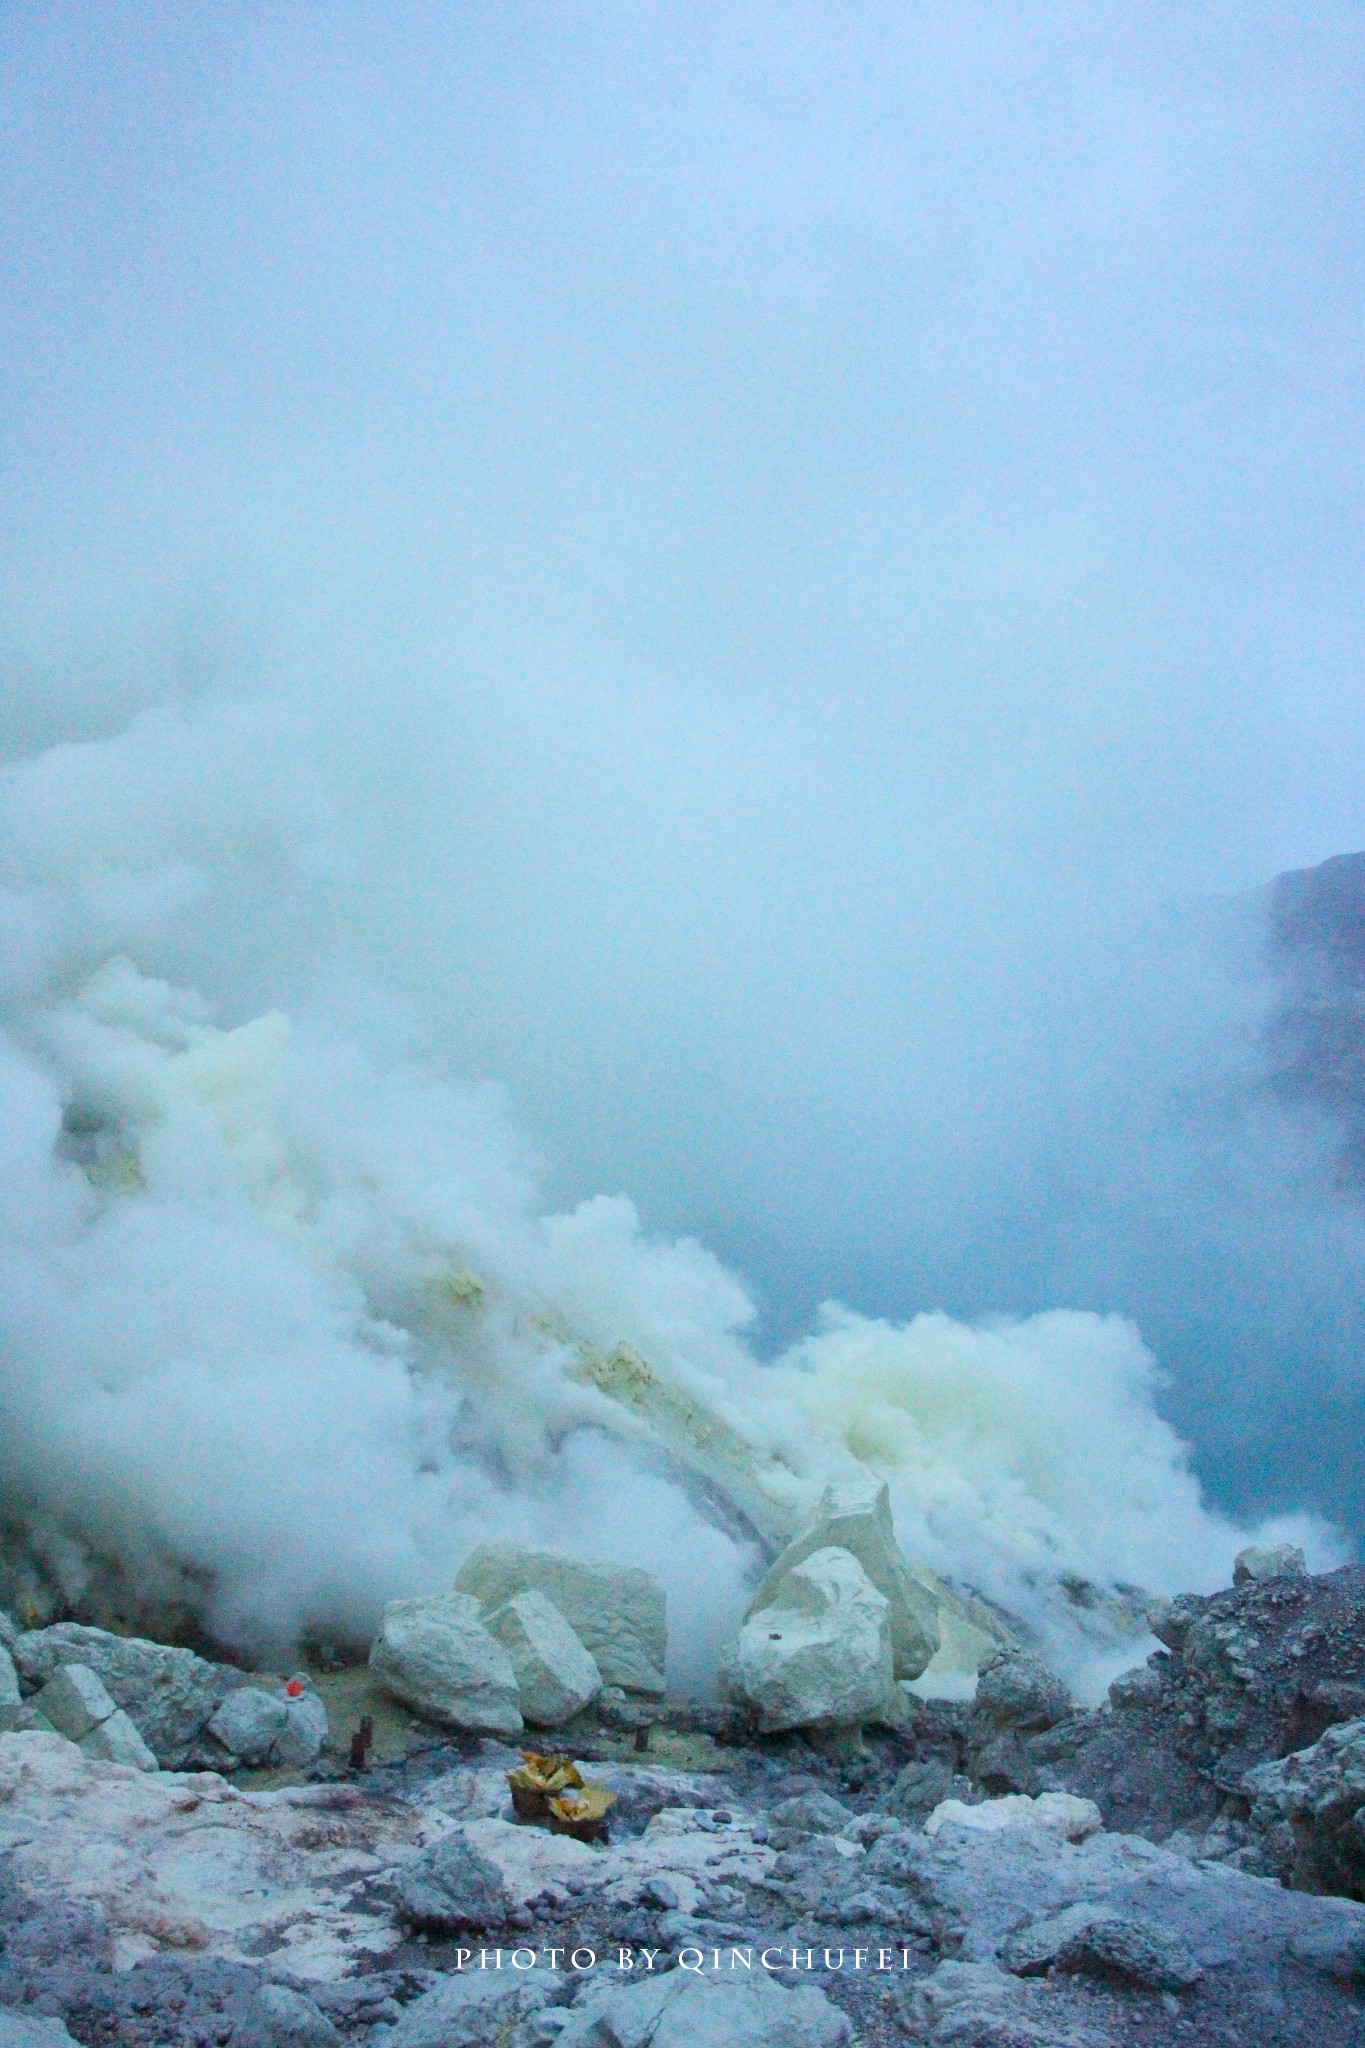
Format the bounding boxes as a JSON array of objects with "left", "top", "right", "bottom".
[
  {"left": 13, "top": 1624, "right": 233, "bottom": 1765},
  {"left": 275, "top": 1687, "right": 329, "bottom": 1768},
  {"left": 0, "top": 1648, "right": 18, "bottom": 1710},
  {"left": 208, "top": 1687, "right": 290, "bottom": 1765},
  {"left": 34, "top": 1664, "right": 116, "bottom": 1743},
  {"left": 483, "top": 1589, "right": 602, "bottom": 1726},
  {"left": 369, "top": 1593, "right": 523, "bottom": 1735},
  {"left": 79, "top": 1708, "right": 159, "bottom": 1771},
  {"left": 454, "top": 1544, "right": 667, "bottom": 1695},
  {"left": 204, "top": 1682, "right": 328, "bottom": 1768},
  {"left": 732, "top": 1546, "right": 894, "bottom": 1732},
  {"left": 1234, "top": 1542, "right": 1306, "bottom": 1585},
  {"left": 743, "top": 1477, "right": 939, "bottom": 1681},
  {"left": 34, "top": 1664, "right": 157, "bottom": 1771}
]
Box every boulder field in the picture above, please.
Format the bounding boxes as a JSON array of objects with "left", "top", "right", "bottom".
[{"left": 0, "top": 1521, "right": 1363, "bottom": 2044}]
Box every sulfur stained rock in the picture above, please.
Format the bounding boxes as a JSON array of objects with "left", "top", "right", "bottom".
[
  {"left": 742, "top": 1478, "right": 939, "bottom": 1682},
  {"left": 732, "top": 1547, "right": 894, "bottom": 1732}
]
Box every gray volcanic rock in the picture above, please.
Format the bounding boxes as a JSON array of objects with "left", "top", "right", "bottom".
[
  {"left": 393, "top": 1830, "right": 510, "bottom": 1933},
  {"left": 768, "top": 1791, "right": 855, "bottom": 1835},
  {"left": 972, "top": 1648, "right": 1071, "bottom": 1733},
  {"left": 1245, "top": 1715, "right": 1365, "bottom": 1898},
  {"left": 384, "top": 1969, "right": 565, "bottom": 2048},
  {"left": 0, "top": 2015, "right": 78, "bottom": 2047},
  {"left": 250, "top": 1985, "right": 340, "bottom": 2047},
  {"left": 1022, "top": 1563, "right": 1365, "bottom": 1837},
  {"left": 961, "top": 1650, "right": 1072, "bottom": 1796},
  {"left": 906, "top": 1960, "right": 1116, "bottom": 2048},
  {"left": 885, "top": 1755, "right": 965, "bottom": 1820},
  {"left": 999, "top": 1900, "right": 1202, "bottom": 1990},
  {"left": 1287, "top": 1912, "right": 1365, "bottom": 1983},
  {"left": 810, "top": 1795, "right": 1365, "bottom": 2040},
  {"left": 0, "top": 1701, "right": 1365, "bottom": 2044},
  {"left": 1266, "top": 850, "right": 1365, "bottom": 1189}
]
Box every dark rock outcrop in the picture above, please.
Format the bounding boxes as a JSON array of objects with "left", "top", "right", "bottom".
[
  {"left": 1266, "top": 849, "right": 1365, "bottom": 1190},
  {"left": 1015, "top": 1564, "right": 1365, "bottom": 1841}
]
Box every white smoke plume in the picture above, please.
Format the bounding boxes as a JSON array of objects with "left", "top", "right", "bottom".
[{"left": 0, "top": 699, "right": 1344, "bottom": 1699}]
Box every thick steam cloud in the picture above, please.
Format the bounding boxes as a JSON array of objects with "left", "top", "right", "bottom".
[{"left": 0, "top": 700, "right": 1342, "bottom": 1698}]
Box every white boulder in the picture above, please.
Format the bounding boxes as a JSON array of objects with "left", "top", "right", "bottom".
[
  {"left": 205, "top": 1679, "right": 329, "bottom": 1768},
  {"left": 743, "top": 1477, "right": 939, "bottom": 1681},
  {"left": 369, "top": 1593, "right": 523, "bottom": 1735},
  {"left": 1234, "top": 1542, "right": 1306, "bottom": 1585},
  {"left": 79, "top": 1709, "right": 159, "bottom": 1771},
  {"left": 732, "top": 1546, "right": 894, "bottom": 1732},
  {"left": 32, "top": 1664, "right": 157, "bottom": 1771},
  {"left": 275, "top": 1685, "right": 329, "bottom": 1767},
  {"left": 208, "top": 1686, "right": 289, "bottom": 1765},
  {"left": 455, "top": 1543, "right": 667, "bottom": 1695},
  {"left": 483, "top": 1589, "right": 602, "bottom": 1726},
  {"left": 0, "top": 1647, "right": 18, "bottom": 1710},
  {"left": 33, "top": 1664, "right": 113, "bottom": 1743}
]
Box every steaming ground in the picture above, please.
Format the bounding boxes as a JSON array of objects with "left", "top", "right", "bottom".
[{"left": 0, "top": 700, "right": 1341, "bottom": 1700}]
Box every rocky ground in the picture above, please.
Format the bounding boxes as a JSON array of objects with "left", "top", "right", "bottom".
[{"left": 1, "top": 1560, "right": 1365, "bottom": 2044}]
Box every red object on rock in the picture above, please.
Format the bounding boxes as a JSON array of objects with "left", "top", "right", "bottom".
[{"left": 285, "top": 1678, "right": 305, "bottom": 1698}]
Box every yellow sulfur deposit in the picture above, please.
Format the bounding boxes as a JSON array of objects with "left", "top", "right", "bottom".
[{"left": 508, "top": 1752, "right": 583, "bottom": 1796}]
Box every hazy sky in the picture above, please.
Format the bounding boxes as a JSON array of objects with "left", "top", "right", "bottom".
[
  {"left": 3, "top": 4, "right": 1365, "bottom": 1528},
  {"left": 4, "top": 4, "right": 1362, "bottom": 850}
]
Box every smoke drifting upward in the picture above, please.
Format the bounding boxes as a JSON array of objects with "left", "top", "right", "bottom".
[{"left": 0, "top": 700, "right": 1342, "bottom": 1695}]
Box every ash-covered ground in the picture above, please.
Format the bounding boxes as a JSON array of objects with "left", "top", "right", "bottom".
[{"left": 1, "top": 1557, "right": 1365, "bottom": 2047}]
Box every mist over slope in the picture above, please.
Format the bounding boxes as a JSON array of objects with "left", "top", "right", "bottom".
[{"left": 0, "top": 697, "right": 1344, "bottom": 1698}]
